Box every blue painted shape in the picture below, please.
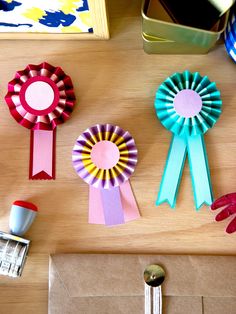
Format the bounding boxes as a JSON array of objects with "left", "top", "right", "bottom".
[
  {"left": 39, "top": 10, "right": 76, "bottom": 28},
  {"left": 88, "top": 27, "right": 93, "bottom": 33},
  {"left": 77, "top": 0, "right": 89, "bottom": 12},
  {"left": 0, "top": 22, "right": 32, "bottom": 27},
  {"left": 0, "top": 0, "right": 21, "bottom": 12}
]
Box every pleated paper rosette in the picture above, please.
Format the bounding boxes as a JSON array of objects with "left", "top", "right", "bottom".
[
  {"left": 5, "top": 62, "right": 75, "bottom": 131},
  {"left": 72, "top": 124, "right": 138, "bottom": 189},
  {"left": 72, "top": 124, "right": 140, "bottom": 226},
  {"left": 5, "top": 62, "right": 76, "bottom": 179},
  {"left": 155, "top": 70, "right": 222, "bottom": 209},
  {"left": 155, "top": 70, "right": 222, "bottom": 136}
]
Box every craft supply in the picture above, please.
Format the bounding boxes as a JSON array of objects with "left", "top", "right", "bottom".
[
  {"left": 72, "top": 124, "right": 140, "bottom": 226},
  {"left": 155, "top": 70, "right": 222, "bottom": 209},
  {"left": 0, "top": 200, "right": 38, "bottom": 277},
  {"left": 142, "top": 0, "right": 229, "bottom": 54},
  {"left": 224, "top": 7, "right": 236, "bottom": 62},
  {"left": 211, "top": 193, "right": 236, "bottom": 233},
  {"left": 0, "top": 232, "right": 29, "bottom": 277},
  {"left": 144, "top": 265, "right": 165, "bottom": 314},
  {"left": 9, "top": 200, "right": 38, "bottom": 236},
  {"left": 49, "top": 253, "right": 236, "bottom": 314},
  {"left": 5, "top": 62, "right": 76, "bottom": 179}
]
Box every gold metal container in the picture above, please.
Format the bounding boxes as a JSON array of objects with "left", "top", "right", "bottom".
[
  {"left": 142, "top": 32, "right": 217, "bottom": 54},
  {"left": 142, "top": 0, "right": 229, "bottom": 54}
]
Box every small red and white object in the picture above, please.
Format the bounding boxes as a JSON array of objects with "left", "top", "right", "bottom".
[
  {"left": 9, "top": 200, "right": 38, "bottom": 236},
  {"left": 5, "top": 62, "right": 76, "bottom": 179}
]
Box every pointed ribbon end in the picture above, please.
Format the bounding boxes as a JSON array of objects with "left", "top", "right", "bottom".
[
  {"left": 195, "top": 198, "right": 213, "bottom": 211},
  {"left": 156, "top": 197, "right": 176, "bottom": 209},
  {"left": 30, "top": 171, "right": 55, "bottom": 180}
]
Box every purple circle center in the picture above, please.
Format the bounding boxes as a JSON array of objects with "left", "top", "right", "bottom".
[
  {"left": 173, "top": 89, "right": 202, "bottom": 118},
  {"left": 91, "top": 140, "right": 120, "bottom": 170}
]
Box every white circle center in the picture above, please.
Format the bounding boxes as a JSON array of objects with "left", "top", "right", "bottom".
[{"left": 25, "top": 81, "right": 54, "bottom": 111}]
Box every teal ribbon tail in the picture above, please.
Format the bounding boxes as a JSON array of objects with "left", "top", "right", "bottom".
[
  {"left": 187, "top": 134, "right": 213, "bottom": 210},
  {"left": 156, "top": 134, "right": 187, "bottom": 208}
]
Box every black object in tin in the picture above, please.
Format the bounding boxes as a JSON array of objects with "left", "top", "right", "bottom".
[{"left": 160, "top": 0, "right": 234, "bottom": 30}]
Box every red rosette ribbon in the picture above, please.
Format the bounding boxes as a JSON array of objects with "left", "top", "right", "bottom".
[{"left": 5, "top": 62, "right": 76, "bottom": 179}]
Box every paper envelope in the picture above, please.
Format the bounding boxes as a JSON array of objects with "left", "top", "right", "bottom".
[{"left": 49, "top": 254, "right": 236, "bottom": 314}]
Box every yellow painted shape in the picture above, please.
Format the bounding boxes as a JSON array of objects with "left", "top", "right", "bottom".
[
  {"left": 59, "top": 0, "right": 78, "bottom": 14},
  {"left": 77, "top": 11, "right": 92, "bottom": 27},
  {"left": 23, "top": 8, "right": 45, "bottom": 22},
  {"left": 6, "top": 0, "right": 13, "bottom": 3},
  {"left": 61, "top": 25, "right": 83, "bottom": 33}
]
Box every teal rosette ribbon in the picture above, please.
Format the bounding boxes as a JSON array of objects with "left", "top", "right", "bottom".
[{"left": 155, "top": 70, "right": 222, "bottom": 209}]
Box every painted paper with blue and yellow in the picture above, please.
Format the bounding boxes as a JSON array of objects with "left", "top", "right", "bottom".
[{"left": 0, "top": 0, "right": 93, "bottom": 33}]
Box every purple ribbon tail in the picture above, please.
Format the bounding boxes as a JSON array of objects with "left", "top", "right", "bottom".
[{"left": 100, "top": 186, "right": 125, "bottom": 226}]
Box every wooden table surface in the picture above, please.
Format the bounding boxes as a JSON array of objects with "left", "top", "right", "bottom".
[{"left": 0, "top": 0, "right": 235, "bottom": 313}]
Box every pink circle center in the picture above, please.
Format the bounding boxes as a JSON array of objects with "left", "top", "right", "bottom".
[
  {"left": 173, "top": 89, "right": 202, "bottom": 118},
  {"left": 19, "top": 76, "right": 60, "bottom": 116},
  {"left": 25, "top": 81, "right": 54, "bottom": 110},
  {"left": 91, "top": 140, "right": 120, "bottom": 170}
]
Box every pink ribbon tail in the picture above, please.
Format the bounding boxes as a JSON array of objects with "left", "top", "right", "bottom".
[
  {"left": 89, "top": 180, "right": 140, "bottom": 226},
  {"left": 29, "top": 129, "right": 55, "bottom": 180},
  {"left": 119, "top": 180, "right": 140, "bottom": 221},
  {"left": 89, "top": 186, "right": 105, "bottom": 224}
]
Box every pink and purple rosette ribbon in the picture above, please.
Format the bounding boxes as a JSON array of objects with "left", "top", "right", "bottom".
[
  {"left": 5, "top": 62, "right": 76, "bottom": 179},
  {"left": 72, "top": 124, "right": 140, "bottom": 226}
]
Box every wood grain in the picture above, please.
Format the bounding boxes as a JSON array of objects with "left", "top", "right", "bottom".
[{"left": 0, "top": 0, "right": 235, "bottom": 312}]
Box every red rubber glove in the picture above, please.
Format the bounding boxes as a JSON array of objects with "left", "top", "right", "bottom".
[{"left": 211, "top": 193, "right": 236, "bottom": 234}]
